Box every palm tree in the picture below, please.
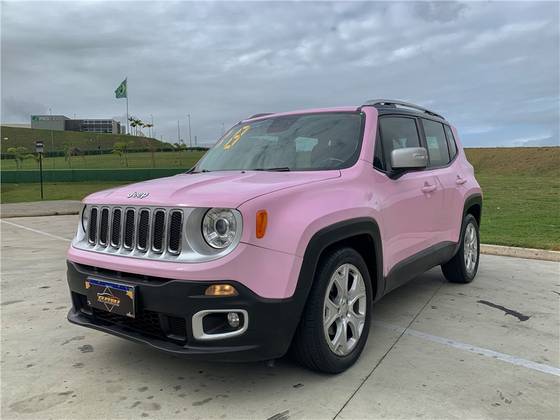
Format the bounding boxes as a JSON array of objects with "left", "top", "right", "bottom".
[{"left": 6, "top": 146, "right": 34, "bottom": 169}]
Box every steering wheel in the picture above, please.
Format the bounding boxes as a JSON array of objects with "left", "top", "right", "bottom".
[{"left": 314, "top": 157, "right": 345, "bottom": 168}]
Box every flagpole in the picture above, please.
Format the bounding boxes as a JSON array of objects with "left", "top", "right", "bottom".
[{"left": 126, "top": 78, "right": 129, "bottom": 135}]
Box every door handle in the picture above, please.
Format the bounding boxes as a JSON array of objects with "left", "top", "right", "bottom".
[
  {"left": 456, "top": 175, "right": 467, "bottom": 185},
  {"left": 421, "top": 184, "right": 437, "bottom": 193}
]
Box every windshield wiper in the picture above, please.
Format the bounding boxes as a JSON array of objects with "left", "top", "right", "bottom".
[
  {"left": 253, "top": 167, "right": 291, "bottom": 172},
  {"left": 186, "top": 168, "right": 211, "bottom": 174}
]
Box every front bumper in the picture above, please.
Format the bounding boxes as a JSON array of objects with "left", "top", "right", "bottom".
[{"left": 67, "top": 261, "right": 303, "bottom": 362}]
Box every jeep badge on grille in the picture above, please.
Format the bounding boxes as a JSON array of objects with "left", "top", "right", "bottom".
[{"left": 127, "top": 192, "right": 150, "bottom": 199}]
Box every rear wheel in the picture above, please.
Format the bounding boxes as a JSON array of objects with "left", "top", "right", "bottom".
[
  {"left": 292, "top": 247, "right": 372, "bottom": 373},
  {"left": 441, "top": 214, "right": 480, "bottom": 283}
]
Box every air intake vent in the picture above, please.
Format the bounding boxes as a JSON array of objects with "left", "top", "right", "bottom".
[
  {"left": 152, "top": 210, "right": 165, "bottom": 252},
  {"left": 124, "top": 209, "right": 135, "bottom": 249},
  {"left": 88, "top": 208, "right": 98, "bottom": 243},
  {"left": 137, "top": 210, "right": 150, "bottom": 251},
  {"left": 99, "top": 208, "right": 109, "bottom": 246},
  {"left": 111, "top": 209, "right": 122, "bottom": 247},
  {"left": 168, "top": 211, "right": 183, "bottom": 254}
]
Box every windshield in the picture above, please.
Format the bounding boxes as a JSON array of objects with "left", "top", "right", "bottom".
[{"left": 194, "top": 112, "right": 363, "bottom": 172}]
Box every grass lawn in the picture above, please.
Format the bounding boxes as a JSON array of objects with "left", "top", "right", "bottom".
[
  {"left": 476, "top": 174, "right": 559, "bottom": 250},
  {"left": 1, "top": 182, "right": 129, "bottom": 203},
  {"left": 1, "top": 150, "right": 206, "bottom": 170}
]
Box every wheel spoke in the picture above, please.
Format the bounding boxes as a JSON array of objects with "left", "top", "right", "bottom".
[
  {"left": 334, "top": 265, "right": 349, "bottom": 297},
  {"left": 323, "top": 298, "right": 339, "bottom": 329},
  {"left": 348, "top": 271, "right": 365, "bottom": 301},
  {"left": 333, "top": 319, "right": 349, "bottom": 354},
  {"left": 348, "top": 311, "right": 364, "bottom": 333}
]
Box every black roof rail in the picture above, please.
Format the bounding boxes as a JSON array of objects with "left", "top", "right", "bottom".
[
  {"left": 247, "top": 113, "right": 274, "bottom": 119},
  {"left": 363, "top": 99, "right": 445, "bottom": 120}
]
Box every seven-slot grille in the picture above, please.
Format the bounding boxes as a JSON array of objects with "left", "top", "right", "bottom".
[{"left": 87, "top": 206, "right": 183, "bottom": 254}]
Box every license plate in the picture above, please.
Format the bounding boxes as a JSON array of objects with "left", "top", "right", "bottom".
[{"left": 85, "top": 278, "right": 136, "bottom": 318}]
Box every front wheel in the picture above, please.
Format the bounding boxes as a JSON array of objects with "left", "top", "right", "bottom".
[
  {"left": 441, "top": 214, "right": 480, "bottom": 283},
  {"left": 291, "top": 247, "right": 372, "bottom": 373}
]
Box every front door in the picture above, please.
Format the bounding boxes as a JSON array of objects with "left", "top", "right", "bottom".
[{"left": 373, "top": 115, "right": 445, "bottom": 278}]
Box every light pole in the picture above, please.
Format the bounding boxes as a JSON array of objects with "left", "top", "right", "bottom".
[
  {"left": 150, "top": 114, "right": 154, "bottom": 138},
  {"left": 187, "top": 114, "right": 192, "bottom": 148},
  {"left": 177, "top": 120, "right": 181, "bottom": 145}
]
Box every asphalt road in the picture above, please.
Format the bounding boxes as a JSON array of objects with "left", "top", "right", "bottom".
[{"left": 1, "top": 215, "right": 559, "bottom": 419}]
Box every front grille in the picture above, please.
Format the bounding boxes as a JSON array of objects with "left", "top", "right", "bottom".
[{"left": 85, "top": 206, "right": 184, "bottom": 256}]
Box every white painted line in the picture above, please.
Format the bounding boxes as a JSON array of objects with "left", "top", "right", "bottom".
[
  {"left": 373, "top": 321, "right": 560, "bottom": 377},
  {"left": 1, "top": 219, "right": 71, "bottom": 242}
]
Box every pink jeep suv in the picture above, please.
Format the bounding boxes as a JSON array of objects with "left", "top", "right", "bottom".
[{"left": 67, "top": 100, "right": 482, "bottom": 373}]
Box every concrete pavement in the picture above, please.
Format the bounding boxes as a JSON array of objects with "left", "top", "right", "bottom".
[{"left": 1, "top": 215, "right": 559, "bottom": 419}]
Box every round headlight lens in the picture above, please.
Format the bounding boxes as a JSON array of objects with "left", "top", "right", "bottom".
[{"left": 202, "top": 208, "right": 238, "bottom": 249}]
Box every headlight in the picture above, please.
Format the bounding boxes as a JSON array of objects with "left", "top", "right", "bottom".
[
  {"left": 202, "top": 208, "right": 238, "bottom": 249},
  {"left": 81, "top": 205, "right": 89, "bottom": 232}
]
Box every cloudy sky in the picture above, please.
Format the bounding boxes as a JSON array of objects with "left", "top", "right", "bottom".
[{"left": 1, "top": 0, "right": 559, "bottom": 147}]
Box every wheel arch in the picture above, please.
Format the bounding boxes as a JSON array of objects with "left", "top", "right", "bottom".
[
  {"left": 295, "top": 218, "right": 384, "bottom": 306},
  {"left": 463, "top": 193, "right": 483, "bottom": 227}
]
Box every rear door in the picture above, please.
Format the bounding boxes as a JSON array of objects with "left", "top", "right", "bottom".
[
  {"left": 420, "top": 118, "right": 463, "bottom": 245},
  {"left": 374, "top": 115, "right": 444, "bottom": 276}
]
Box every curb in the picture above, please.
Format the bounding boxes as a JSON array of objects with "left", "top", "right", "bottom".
[
  {"left": 480, "top": 244, "right": 560, "bottom": 262},
  {"left": 0, "top": 200, "right": 83, "bottom": 219}
]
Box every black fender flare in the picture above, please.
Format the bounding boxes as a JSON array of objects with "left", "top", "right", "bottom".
[
  {"left": 294, "top": 217, "right": 384, "bottom": 310},
  {"left": 463, "top": 193, "right": 483, "bottom": 226},
  {"left": 453, "top": 193, "right": 483, "bottom": 256}
]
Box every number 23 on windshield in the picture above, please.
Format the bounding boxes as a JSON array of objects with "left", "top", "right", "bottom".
[{"left": 223, "top": 125, "right": 251, "bottom": 150}]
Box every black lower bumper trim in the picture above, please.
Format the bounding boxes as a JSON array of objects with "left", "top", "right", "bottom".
[{"left": 66, "top": 261, "right": 303, "bottom": 362}]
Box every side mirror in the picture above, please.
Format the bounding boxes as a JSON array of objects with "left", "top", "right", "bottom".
[{"left": 391, "top": 147, "right": 428, "bottom": 170}]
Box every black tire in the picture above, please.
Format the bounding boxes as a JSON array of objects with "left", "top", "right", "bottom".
[
  {"left": 291, "top": 247, "right": 373, "bottom": 374},
  {"left": 441, "top": 214, "right": 480, "bottom": 283}
]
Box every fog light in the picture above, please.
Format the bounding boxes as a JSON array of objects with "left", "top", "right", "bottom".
[
  {"left": 205, "top": 284, "right": 238, "bottom": 296},
  {"left": 227, "top": 312, "right": 240, "bottom": 328}
]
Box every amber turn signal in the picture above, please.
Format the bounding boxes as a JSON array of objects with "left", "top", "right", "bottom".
[
  {"left": 205, "top": 284, "right": 238, "bottom": 296},
  {"left": 256, "top": 210, "right": 268, "bottom": 239}
]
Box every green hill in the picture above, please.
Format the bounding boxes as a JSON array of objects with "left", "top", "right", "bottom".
[
  {"left": 0, "top": 125, "right": 168, "bottom": 153},
  {"left": 465, "top": 147, "right": 559, "bottom": 178}
]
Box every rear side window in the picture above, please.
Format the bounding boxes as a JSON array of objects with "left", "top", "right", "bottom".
[
  {"left": 422, "top": 119, "right": 450, "bottom": 167},
  {"left": 444, "top": 125, "right": 458, "bottom": 160},
  {"left": 378, "top": 117, "right": 421, "bottom": 169}
]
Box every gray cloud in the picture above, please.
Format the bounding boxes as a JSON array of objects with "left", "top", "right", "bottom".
[{"left": 1, "top": 1, "right": 558, "bottom": 147}]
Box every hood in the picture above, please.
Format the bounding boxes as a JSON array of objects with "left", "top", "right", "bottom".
[{"left": 83, "top": 170, "right": 340, "bottom": 208}]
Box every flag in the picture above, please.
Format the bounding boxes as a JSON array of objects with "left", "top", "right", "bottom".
[{"left": 115, "top": 78, "right": 127, "bottom": 99}]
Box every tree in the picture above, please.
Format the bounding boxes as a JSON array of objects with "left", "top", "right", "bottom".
[
  {"left": 63, "top": 143, "right": 81, "bottom": 168},
  {"left": 6, "top": 146, "right": 34, "bottom": 169},
  {"left": 143, "top": 138, "right": 157, "bottom": 168},
  {"left": 112, "top": 141, "right": 132, "bottom": 167}
]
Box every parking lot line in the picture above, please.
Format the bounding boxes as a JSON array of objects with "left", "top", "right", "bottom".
[
  {"left": 1, "top": 219, "right": 71, "bottom": 242},
  {"left": 373, "top": 320, "right": 560, "bottom": 377}
]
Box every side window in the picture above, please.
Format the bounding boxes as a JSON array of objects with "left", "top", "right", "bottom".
[
  {"left": 378, "top": 117, "right": 421, "bottom": 169},
  {"left": 444, "top": 125, "right": 458, "bottom": 160},
  {"left": 422, "top": 119, "right": 450, "bottom": 167}
]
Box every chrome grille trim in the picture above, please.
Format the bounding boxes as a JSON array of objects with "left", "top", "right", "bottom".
[{"left": 74, "top": 205, "right": 243, "bottom": 263}]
